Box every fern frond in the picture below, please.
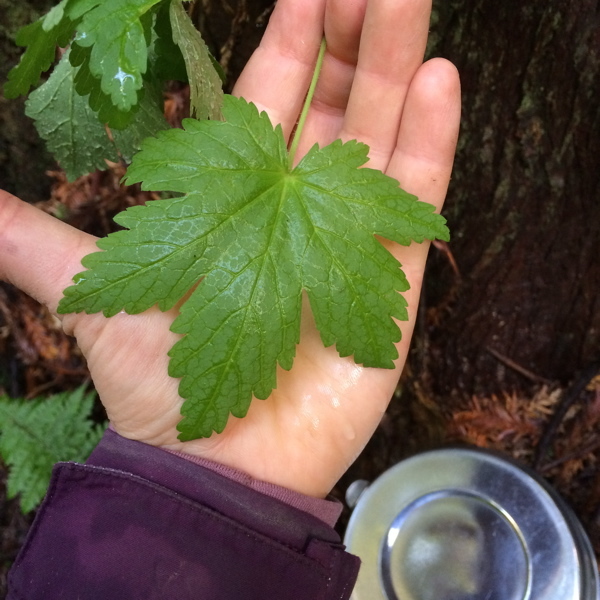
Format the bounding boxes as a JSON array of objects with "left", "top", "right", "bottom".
[{"left": 0, "top": 387, "right": 105, "bottom": 513}]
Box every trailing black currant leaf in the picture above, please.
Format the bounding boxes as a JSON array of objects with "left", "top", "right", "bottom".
[{"left": 58, "top": 95, "right": 449, "bottom": 440}]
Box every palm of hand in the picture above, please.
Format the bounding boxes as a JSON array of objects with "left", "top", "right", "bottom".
[
  {"left": 67, "top": 295, "right": 404, "bottom": 497},
  {"left": 0, "top": 0, "right": 460, "bottom": 498}
]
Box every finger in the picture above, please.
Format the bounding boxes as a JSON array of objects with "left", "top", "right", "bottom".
[
  {"left": 0, "top": 191, "right": 97, "bottom": 314},
  {"left": 386, "top": 58, "right": 461, "bottom": 314},
  {"left": 340, "top": 0, "right": 433, "bottom": 171},
  {"left": 232, "top": 0, "right": 326, "bottom": 141},
  {"left": 389, "top": 58, "right": 461, "bottom": 214},
  {"left": 293, "top": 0, "right": 368, "bottom": 155}
]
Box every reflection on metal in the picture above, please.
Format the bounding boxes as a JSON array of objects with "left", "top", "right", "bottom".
[{"left": 344, "top": 448, "right": 599, "bottom": 600}]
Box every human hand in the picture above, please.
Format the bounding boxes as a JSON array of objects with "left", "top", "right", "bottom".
[{"left": 0, "top": 0, "right": 460, "bottom": 498}]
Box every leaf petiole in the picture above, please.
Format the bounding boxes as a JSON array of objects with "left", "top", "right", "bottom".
[{"left": 287, "top": 37, "right": 327, "bottom": 170}]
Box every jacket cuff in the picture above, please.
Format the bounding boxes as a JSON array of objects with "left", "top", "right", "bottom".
[
  {"left": 160, "top": 446, "right": 344, "bottom": 527},
  {"left": 8, "top": 429, "right": 360, "bottom": 600}
]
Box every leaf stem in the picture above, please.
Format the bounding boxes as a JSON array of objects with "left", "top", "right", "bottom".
[{"left": 287, "top": 37, "right": 327, "bottom": 170}]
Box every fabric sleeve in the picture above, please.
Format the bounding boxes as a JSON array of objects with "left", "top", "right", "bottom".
[{"left": 7, "top": 429, "right": 360, "bottom": 600}]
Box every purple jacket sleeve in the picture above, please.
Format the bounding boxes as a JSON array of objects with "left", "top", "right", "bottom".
[{"left": 7, "top": 429, "right": 360, "bottom": 600}]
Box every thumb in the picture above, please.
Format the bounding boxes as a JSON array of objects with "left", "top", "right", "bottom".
[{"left": 0, "top": 190, "right": 97, "bottom": 314}]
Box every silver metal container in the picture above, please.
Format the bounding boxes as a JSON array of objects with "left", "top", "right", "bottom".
[{"left": 343, "top": 447, "right": 599, "bottom": 600}]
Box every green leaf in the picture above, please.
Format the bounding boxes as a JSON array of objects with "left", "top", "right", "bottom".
[
  {"left": 25, "top": 50, "right": 120, "bottom": 180},
  {"left": 0, "top": 387, "right": 105, "bottom": 513},
  {"left": 4, "top": 11, "right": 76, "bottom": 99},
  {"left": 72, "top": 0, "right": 163, "bottom": 111},
  {"left": 65, "top": 0, "right": 103, "bottom": 20},
  {"left": 59, "top": 95, "right": 449, "bottom": 440},
  {"left": 43, "top": 0, "right": 69, "bottom": 30},
  {"left": 25, "top": 49, "right": 169, "bottom": 181},
  {"left": 112, "top": 79, "right": 171, "bottom": 161},
  {"left": 169, "top": 0, "right": 223, "bottom": 120},
  {"left": 151, "top": 1, "right": 189, "bottom": 83},
  {"left": 70, "top": 43, "right": 140, "bottom": 130}
]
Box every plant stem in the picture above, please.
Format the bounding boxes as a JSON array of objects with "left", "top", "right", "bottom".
[{"left": 287, "top": 38, "right": 327, "bottom": 170}]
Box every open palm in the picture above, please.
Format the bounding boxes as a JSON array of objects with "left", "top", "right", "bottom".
[{"left": 0, "top": 0, "right": 460, "bottom": 498}]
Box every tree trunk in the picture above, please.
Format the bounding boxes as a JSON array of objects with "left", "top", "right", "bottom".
[
  {"left": 423, "top": 0, "right": 600, "bottom": 395},
  {"left": 338, "top": 0, "right": 600, "bottom": 561}
]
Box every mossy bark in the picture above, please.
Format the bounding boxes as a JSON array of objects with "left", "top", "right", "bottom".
[{"left": 423, "top": 0, "right": 600, "bottom": 395}]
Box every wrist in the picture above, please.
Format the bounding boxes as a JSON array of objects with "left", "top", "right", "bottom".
[
  {"left": 162, "top": 447, "right": 343, "bottom": 527},
  {"left": 92, "top": 428, "right": 343, "bottom": 527}
]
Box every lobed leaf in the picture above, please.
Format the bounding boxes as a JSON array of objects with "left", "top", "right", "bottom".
[
  {"left": 25, "top": 48, "right": 169, "bottom": 181},
  {"left": 65, "top": 0, "right": 103, "bottom": 21},
  {"left": 4, "top": 10, "right": 76, "bottom": 99},
  {"left": 42, "top": 0, "right": 69, "bottom": 30},
  {"left": 70, "top": 42, "right": 140, "bottom": 130},
  {"left": 111, "top": 80, "right": 171, "bottom": 162},
  {"left": 169, "top": 0, "right": 224, "bottom": 120},
  {"left": 59, "top": 95, "right": 449, "bottom": 440},
  {"left": 72, "top": 0, "right": 163, "bottom": 111},
  {"left": 151, "top": 1, "right": 189, "bottom": 83},
  {"left": 25, "top": 50, "right": 121, "bottom": 180}
]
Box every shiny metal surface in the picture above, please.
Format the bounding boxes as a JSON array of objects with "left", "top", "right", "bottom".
[
  {"left": 344, "top": 448, "right": 599, "bottom": 600},
  {"left": 346, "top": 479, "right": 370, "bottom": 509}
]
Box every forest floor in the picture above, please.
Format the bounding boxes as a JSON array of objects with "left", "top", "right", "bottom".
[{"left": 1, "top": 162, "right": 599, "bottom": 596}]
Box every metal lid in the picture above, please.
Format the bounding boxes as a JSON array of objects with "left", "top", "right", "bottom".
[{"left": 343, "top": 448, "right": 599, "bottom": 600}]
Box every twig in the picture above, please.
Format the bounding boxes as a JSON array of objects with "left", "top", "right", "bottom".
[
  {"left": 534, "top": 360, "right": 600, "bottom": 470},
  {"left": 539, "top": 437, "right": 600, "bottom": 474},
  {"left": 219, "top": 0, "right": 249, "bottom": 73},
  {"left": 485, "top": 346, "right": 554, "bottom": 385},
  {"left": 432, "top": 240, "right": 461, "bottom": 279}
]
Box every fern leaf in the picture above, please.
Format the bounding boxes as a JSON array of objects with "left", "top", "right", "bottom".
[{"left": 0, "top": 387, "right": 105, "bottom": 513}]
